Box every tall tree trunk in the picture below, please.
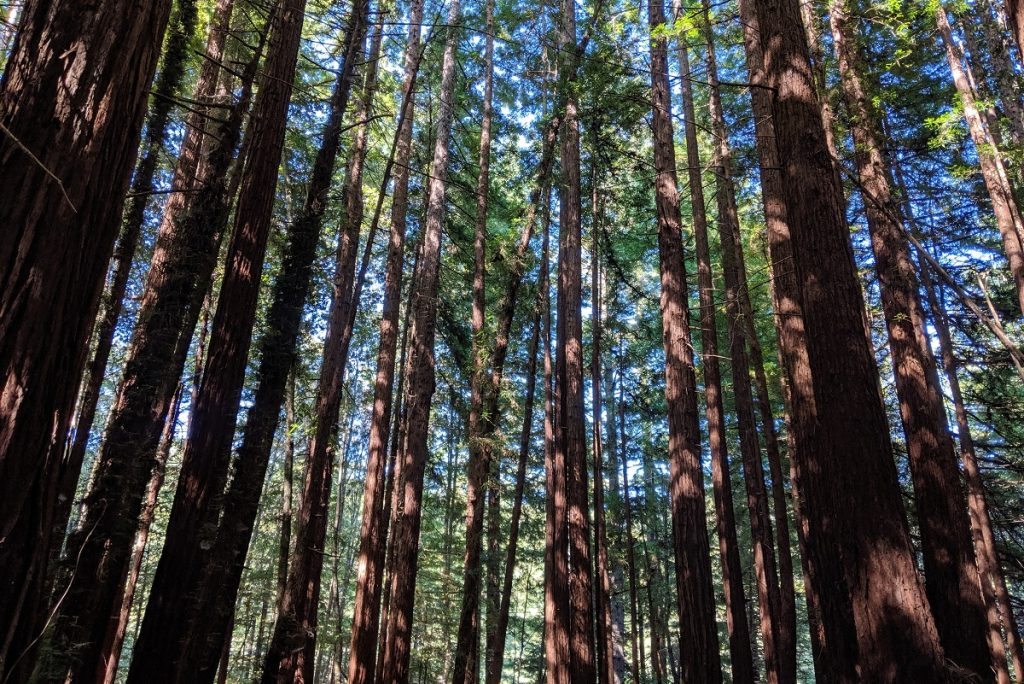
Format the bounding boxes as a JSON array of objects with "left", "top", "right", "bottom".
[
  {"left": 748, "top": 0, "right": 950, "bottom": 678},
  {"left": 276, "top": 370, "right": 297, "bottom": 610},
  {"left": 40, "top": 6, "right": 264, "bottom": 678},
  {"left": 452, "top": 0, "right": 496, "bottom": 673},
  {"left": 345, "top": 0, "right": 424, "bottom": 678},
  {"left": 669, "top": 4, "right": 756, "bottom": 681},
  {"left": 378, "top": 0, "right": 460, "bottom": 677},
  {"left": 54, "top": 0, "right": 199, "bottom": 561},
  {"left": 555, "top": 0, "right": 596, "bottom": 676},
  {"left": 487, "top": 306, "right": 544, "bottom": 684},
  {"left": 937, "top": 4, "right": 1024, "bottom": 316},
  {"left": 258, "top": 5, "right": 377, "bottom": 681},
  {"left": 1005, "top": 0, "right": 1024, "bottom": 61},
  {"left": 590, "top": 175, "right": 616, "bottom": 684},
  {"left": 829, "top": 2, "right": 991, "bottom": 678},
  {"left": 0, "top": 0, "right": 174, "bottom": 675},
  {"left": 619, "top": 379, "right": 642, "bottom": 684},
  {"left": 647, "top": 2, "right": 723, "bottom": 681},
  {"left": 127, "top": 0, "right": 309, "bottom": 679}
]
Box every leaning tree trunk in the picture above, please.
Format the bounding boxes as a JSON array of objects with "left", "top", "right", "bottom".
[
  {"left": 670, "top": 5, "right": 757, "bottom": 681},
  {"left": 378, "top": 0, "right": 460, "bottom": 678},
  {"left": 749, "top": 0, "right": 950, "bottom": 679},
  {"left": 829, "top": 2, "right": 991, "bottom": 679},
  {"left": 937, "top": 3, "right": 1024, "bottom": 316},
  {"left": 40, "top": 6, "right": 264, "bottom": 679},
  {"left": 647, "top": 2, "right": 722, "bottom": 682},
  {"left": 0, "top": 0, "right": 173, "bottom": 676},
  {"left": 126, "top": 1, "right": 309, "bottom": 680}
]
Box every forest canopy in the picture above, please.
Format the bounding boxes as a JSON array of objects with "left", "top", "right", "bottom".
[{"left": 1, "top": 0, "right": 1023, "bottom": 681}]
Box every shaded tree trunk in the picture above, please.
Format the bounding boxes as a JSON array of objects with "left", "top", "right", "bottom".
[
  {"left": 127, "top": 0, "right": 309, "bottom": 679},
  {"left": 829, "top": 2, "right": 991, "bottom": 678},
  {"left": 619, "top": 381, "right": 643, "bottom": 684},
  {"left": 378, "top": 0, "right": 461, "bottom": 677},
  {"left": 0, "top": 0, "right": 173, "bottom": 676},
  {"left": 748, "top": 0, "right": 950, "bottom": 678},
  {"left": 669, "top": 5, "right": 756, "bottom": 681},
  {"left": 647, "top": 2, "right": 722, "bottom": 681}
]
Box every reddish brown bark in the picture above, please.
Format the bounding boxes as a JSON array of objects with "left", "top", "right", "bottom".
[
  {"left": 590, "top": 178, "right": 616, "bottom": 684},
  {"left": 937, "top": 4, "right": 1024, "bottom": 316},
  {"left": 0, "top": 0, "right": 173, "bottom": 675},
  {"left": 749, "top": 0, "right": 950, "bottom": 678},
  {"left": 39, "top": 5, "right": 261, "bottom": 679},
  {"left": 126, "top": 1, "right": 308, "bottom": 680},
  {"left": 378, "top": 0, "right": 460, "bottom": 677},
  {"left": 830, "top": 2, "right": 991, "bottom": 678},
  {"left": 345, "top": 2, "right": 424, "bottom": 680},
  {"left": 647, "top": 2, "right": 722, "bottom": 681},
  {"left": 1006, "top": 0, "right": 1024, "bottom": 61},
  {"left": 668, "top": 5, "right": 754, "bottom": 681},
  {"left": 452, "top": 0, "right": 496, "bottom": 674}
]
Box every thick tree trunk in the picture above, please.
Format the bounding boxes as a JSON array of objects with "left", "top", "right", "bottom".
[
  {"left": 452, "top": 0, "right": 496, "bottom": 674},
  {"left": 668, "top": 5, "right": 755, "bottom": 682},
  {"left": 0, "top": 0, "right": 173, "bottom": 675},
  {"left": 127, "top": 0, "right": 309, "bottom": 680},
  {"left": 749, "top": 0, "right": 950, "bottom": 679},
  {"left": 345, "top": 1, "right": 424, "bottom": 680},
  {"left": 647, "top": 3, "right": 722, "bottom": 682},
  {"left": 378, "top": 0, "right": 460, "bottom": 677},
  {"left": 1006, "top": 0, "right": 1024, "bottom": 60},
  {"left": 54, "top": 0, "right": 199, "bottom": 560},
  {"left": 39, "top": 5, "right": 262, "bottom": 679},
  {"left": 937, "top": 4, "right": 1024, "bottom": 316},
  {"left": 830, "top": 2, "right": 991, "bottom": 678}
]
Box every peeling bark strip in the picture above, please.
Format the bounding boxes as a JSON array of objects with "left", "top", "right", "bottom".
[
  {"left": 830, "top": 2, "right": 990, "bottom": 679},
  {"left": 646, "top": 1, "right": 722, "bottom": 681},
  {"left": 127, "top": 0, "right": 309, "bottom": 679},
  {"left": 0, "top": 0, "right": 173, "bottom": 676},
  {"left": 749, "top": 0, "right": 949, "bottom": 679}
]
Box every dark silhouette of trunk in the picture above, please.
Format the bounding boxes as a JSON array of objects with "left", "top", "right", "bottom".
[
  {"left": 699, "top": 3, "right": 787, "bottom": 682},
  {"left": 590, "top": 175, "right": 616, "bottom": 684},
  {"left": 378, "top": 0, "right": 460, "bottom": 677},
  {"left": 54, "top": 0, "right": 199, "bottom": 560},
  {"left": 1006, "top": 0, "right": 1024, "bottom": 64},
  {"left": 647, "top": 2, "right": 723, "bottom": 681},
  {"left": 487, "top": 305, "right": 543, "bottom": 684},
  {"left": 0, "top": 0, "right": 173, "bottom": 676},
  {"left": 258, "top": 5, "right": 376, "bottom": 681},
  {"left": 39, "top": 4, "right": 264, "bottom": 678},
  {"left": 127, "top": 0, "right": 308, "bottom": 679},
  {"left": 937, "top": 4, "right": 1024, "bottom": 316},
  {"left": 668, "top": 4, "right": 755, "bottom": 681},
  {"left": 452, "top": 0, "right": 495, "bottom": 674},
  {"left": 829, "top": 2, "right": 991, "bottom": 678},
  {"left": 748, "top": 0, "right": 950, "bottom": 678},
  {"left": 554, "top": 0, "right": 595, "bottom": 677},
  {"left": 345, "top": 0, "right": 424, "bottom": 679}
]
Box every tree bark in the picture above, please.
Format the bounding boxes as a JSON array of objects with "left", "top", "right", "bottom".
[
  {"left": 378, "top": 0, "right": 461, "bottom": 677},
  {"left": 619, "top": 378, "right": 642, "bottom": 684},
  {"left": 668, "top": 5, "right": 755, "bottom": 681},
  {"left": 452, "top": 0, "right": 496, "bottom": 674},
  {"left": 830, "top": 2, "right": 991, "bottom": 678},
  {"left": 937, "top": 3, "right": 1024, "bottom": 316},
  {"left": 0, "top": 0, "right": 173, "bottom": 675},
  {"left": 647, "top": 2, "right": 723, "bottom": 681},
  {"left": 749, "top": 0, "right": 950, "bottom": 678},
  {"left": 127, "top": 0, "right": 309, "bottom": 679},
  {"left": 39, "top": 5, "right": 263, "bottom": 679}
]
